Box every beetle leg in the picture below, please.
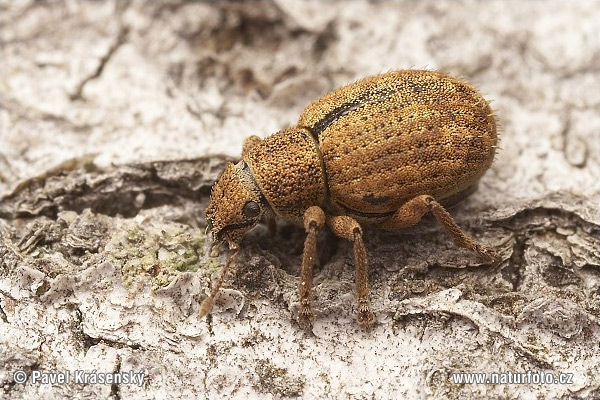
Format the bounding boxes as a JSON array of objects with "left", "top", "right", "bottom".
[
  {"left": 326, "top": 215, "right": 374, "bottom": 330},
  {"left": 299, "top": 206, "right": 326, "bottom": 329},
  {"left": 242, "top": 135, "right": 262, "bottom": 157},
  {"left": 381, "top": 195, "right": 499, "bottom": 263}
]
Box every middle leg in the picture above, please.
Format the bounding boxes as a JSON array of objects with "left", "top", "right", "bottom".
[{"left": 326, "top": 215, "right": 374, "bottom": 329}]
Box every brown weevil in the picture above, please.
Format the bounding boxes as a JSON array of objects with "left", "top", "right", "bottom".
[{"left": 203, "top": 69, "right": 499, "bottom": 329}]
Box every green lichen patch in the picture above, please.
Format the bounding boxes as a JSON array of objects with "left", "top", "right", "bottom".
[{"left": 105, "top": 221, "right": 206, "bottom": 288}]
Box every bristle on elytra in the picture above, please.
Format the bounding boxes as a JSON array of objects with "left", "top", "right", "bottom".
[{"left": 199, "top": 249, "right": 239, "bottom": 318}]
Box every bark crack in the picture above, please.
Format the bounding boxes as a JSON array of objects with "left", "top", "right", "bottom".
[
  {"left": 110, "top": 355, "right": 122, "bottom": 400},
  {"left": 69, "top": 26, "right": 130, "bottom": 101}
]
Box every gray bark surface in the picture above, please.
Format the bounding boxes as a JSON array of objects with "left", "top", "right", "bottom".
[{"left": 1, "top": 1, "right": 599, "bottom": 399}]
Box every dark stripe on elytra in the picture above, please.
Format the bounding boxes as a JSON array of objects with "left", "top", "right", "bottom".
[
  {"left": 309, "top": 86, "right": 398, "bottom": 137},
  {"left": 311, "top": 101, "right": 361, "bottom": 136}
]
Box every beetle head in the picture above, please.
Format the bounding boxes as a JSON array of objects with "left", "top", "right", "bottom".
[{"left": 205, "top": 161, "right": 266, "bottom": 249}]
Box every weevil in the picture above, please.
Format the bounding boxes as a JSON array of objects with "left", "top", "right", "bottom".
[{"left": 203, "top": 69, "right": 499, "bottom": 329}]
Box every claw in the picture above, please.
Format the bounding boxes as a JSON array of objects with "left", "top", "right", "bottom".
[
  {"left": 298, "top": 297, "right": 315, "bottom": 330},
  {"left": 357, "top": 299, "right": 374, "bottom": 331},
  {"left": 475, "top": 244, "right": 500, "bottom": 264}
]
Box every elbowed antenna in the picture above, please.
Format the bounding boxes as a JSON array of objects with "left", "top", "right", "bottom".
[{"left": 199, "top": 249, "right": 240, "bottom": 319}]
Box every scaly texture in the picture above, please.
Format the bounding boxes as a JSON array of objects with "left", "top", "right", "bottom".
[
  {"left": 298, "top": 70, "right": 497, "bottom": 218},
  {"left": 245, "top": 128, "right": 326, "bottom": 222}
]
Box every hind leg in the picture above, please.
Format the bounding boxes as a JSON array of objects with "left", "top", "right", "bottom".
[{"left": 381, "top": 195, "right": 498, "bottom": 262}]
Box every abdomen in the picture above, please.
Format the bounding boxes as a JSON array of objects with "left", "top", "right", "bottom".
[{"left": 298, "top": 70, "right": 497, "bottom": 220}]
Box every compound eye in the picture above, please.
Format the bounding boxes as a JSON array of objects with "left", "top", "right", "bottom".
[{"left": 242, "top": 201, "right": 260, "bottom": 218}]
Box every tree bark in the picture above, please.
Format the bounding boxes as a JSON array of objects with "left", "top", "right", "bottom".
[{"left": 1, "top": 1, "right": 598, "bottom": 399}]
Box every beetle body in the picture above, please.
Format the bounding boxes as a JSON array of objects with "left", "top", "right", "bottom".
[
  {"left": 208, "top": 70, "right": 497, "bottom": 240},
  {"left": 205, "top": 69, "right": 498, "bottom": 328}
]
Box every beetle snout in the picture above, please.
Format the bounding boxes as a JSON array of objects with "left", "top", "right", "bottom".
[{"left": 204, "top": 159, "right": 268, "bottom": 252}]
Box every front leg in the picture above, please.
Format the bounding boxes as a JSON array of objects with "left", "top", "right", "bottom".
[
  {"left": 298, "top": 206, "right": 325, "bottom": 329},
  {"left": 326, "top": 215, "right": 374, "bottom": 330}
]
